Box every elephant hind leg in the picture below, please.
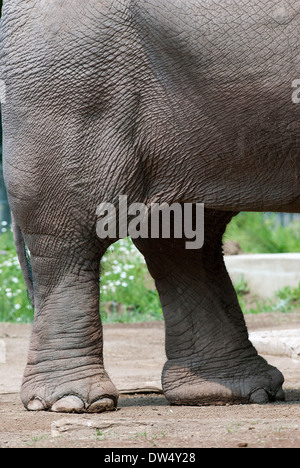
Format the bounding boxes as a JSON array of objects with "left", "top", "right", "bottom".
[{"left": 133, "top": 209, "right": 284, "bottom": 405}]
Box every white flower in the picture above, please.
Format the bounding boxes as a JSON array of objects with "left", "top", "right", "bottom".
[
  {"left": 12, "top": 277, "right": 19, "bottom": 284},
  {"left": 14, "top": 304, "right": 21, "bottom": 310},
  {"left": 112, "top": 265, "right": 122, "bottom": 274},
  {"left": 122, "top": 282, "right": 128, "bottom": 287},
  {"left": 1, "top": 221, "right": 8, "bottom": 226},
  {"left": 120, "top": 272, "right": 127, "bottom": 279}
]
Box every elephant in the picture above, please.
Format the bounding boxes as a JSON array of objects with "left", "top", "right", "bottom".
[{"left": 1, "top": 0, "right": 299, "bottom": 413}]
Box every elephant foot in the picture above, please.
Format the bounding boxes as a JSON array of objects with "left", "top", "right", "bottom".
[
  {"left": 162, "top": 355, "right": 285, "bottom": 406},
  {"left": 27, "top": 396, "right": 116, "bottom": 413},
  {"left": 21, "top": 366, "right": 119, "bottom": 413}
]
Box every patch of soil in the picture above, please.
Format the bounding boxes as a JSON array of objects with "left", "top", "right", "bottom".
[{"left": 0, "top": 314, "right": 300, "bottom": 448}]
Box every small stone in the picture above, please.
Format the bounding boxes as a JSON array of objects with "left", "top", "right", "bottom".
[
  {"left": 0, "top": 340, "right": 6, "bottom": 364},
  {"left": 51, "top": 417, "right": 115, "bottom": 438}
]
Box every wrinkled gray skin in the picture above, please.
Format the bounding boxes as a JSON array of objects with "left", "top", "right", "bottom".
[{"left": 1, "top": 0, "right": 299, "bottom": 413}]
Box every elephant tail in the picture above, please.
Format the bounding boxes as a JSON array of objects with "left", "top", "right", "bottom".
[{"left": 12, "top": 215, "right": 34, "bottom": 307}]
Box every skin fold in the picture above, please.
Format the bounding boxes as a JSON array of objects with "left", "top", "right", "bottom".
[{"left": 0, "top": 0, "right": 298, "bottom": 412}]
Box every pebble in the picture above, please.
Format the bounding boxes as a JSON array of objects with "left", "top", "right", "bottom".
[{"left": 0, "top": 339, "right": 6, "bottom": 364}]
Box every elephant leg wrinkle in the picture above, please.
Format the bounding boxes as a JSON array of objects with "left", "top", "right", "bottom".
[
  {"left": 134, "top": 210, "right": 285, "bottom": 406},
  {"left": 20, "top": 235, "right": 119, "bottom": 414}
]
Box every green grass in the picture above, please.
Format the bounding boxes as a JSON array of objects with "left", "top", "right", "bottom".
[
  {"left": 224, "top": 212, "right": 300, "bottom": 253},
  {"left": 0, "top": 227, "right": 162, "bottom": 323},
  {"left": 0, "top": 226, "right": 34, "bottom": 322},
  {"left": 100, "top": 239, "right": 162, "bottom": 323},
  {"left": 0, "top": 213, "right": 300, "bottom": 323},
  {"left": 233, "top": 273, "right": 300, "bottom": 315}
]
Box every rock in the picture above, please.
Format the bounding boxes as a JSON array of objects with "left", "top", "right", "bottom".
[
  {"left": 249, "top": 329, "right": 300, "bottom": 360},
  {"left": 225, "top": 253, "right": 300, "bottom": 299},
  {"left": 0, "top": 340, "right": 6, "bottom": 364},
  {"left": 51, "top": 416, "right": 147, "bottom": 438},
  {"left": 51, "top": 417, "right": 114, "bottom": 438}
]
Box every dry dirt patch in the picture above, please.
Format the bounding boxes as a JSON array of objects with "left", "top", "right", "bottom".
[{"left": 0, "top": 314, "right": 300, "bottom": 448}]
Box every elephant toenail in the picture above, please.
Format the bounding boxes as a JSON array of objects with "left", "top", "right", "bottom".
[
  {"left": 51, "top": 396, "right": 85, "bottom": 413},
  {"left": 275, "top": 388, "right": 285, "bottom": 402},
  {"left": 250, "top": 389, "right": 269, "bottom": 404},
  {"left": 88, "top": 398, "right": 116, "bottom": 413},
  {"left": 27, "top": 398, "right": 46, "bottom": 411}
]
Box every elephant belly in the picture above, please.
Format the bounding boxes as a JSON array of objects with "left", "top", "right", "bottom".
[
  {"left": 138, "top": 80, "right": 300, "bottom": 212},
  {"left": 134, "top": 0, "right": 300, "bottom": 212}
]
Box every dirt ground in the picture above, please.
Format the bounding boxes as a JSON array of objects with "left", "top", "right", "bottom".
[{"left": 0, "top": 313, "right": 300, "bottom": 449}]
